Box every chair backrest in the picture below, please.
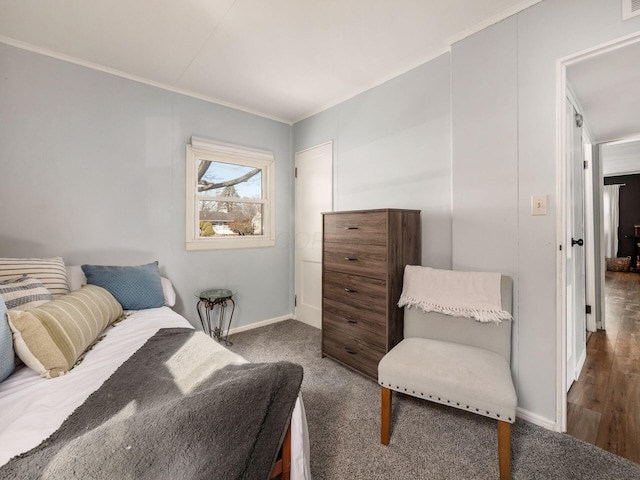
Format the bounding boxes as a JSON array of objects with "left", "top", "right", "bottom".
[{"left": 403, "top": 275, "right": 513, "bottom": 361}]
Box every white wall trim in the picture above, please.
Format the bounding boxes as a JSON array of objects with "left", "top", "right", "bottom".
[
  {"left": 555, "top": 56, "right": 569, "bottom": 434},
  {"left": 293, "top": 313, "right": 322, "bottom": 330},
  {"left": 565, "top": 88, "right": 598, "bottom": 334},
  {"left": 517, "top": 407, "right": 556, "bottom": 431},
  {"left": 601, "top": 134, "right": 640, "bottom": 147},
  {"left": 0, "top": 36, "right": 292, "bottom": 126},
  {"left": 575, "top": 346, "right": 587, "bottom": 382},
  {"left": 561, "top": 31, "right": 640, "bottom": 68},
  {"left": 446, "top": 0, "right": 543, "bottom": 46},
  {"left": 227, "top": 314, "right": 293, "bottom": 335},
  {"left": 565, "top": 86, "right": 595, "bottom": 143}
]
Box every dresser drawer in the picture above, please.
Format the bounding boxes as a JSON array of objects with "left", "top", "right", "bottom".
[
  {"left": 323, "top": 212, "right": 387, "bottom": 245},
  {"left": 323, "top": 243, "right": 387, "bottom": 279},
  {"left": 323, "top": 271, "right": 386, "bottom": 315},
  {"left": 323, "top": 297, "right": 386, "bottom": 349},
  {"left": 322, "top": 324, "right": 386, "bottom": 379}
]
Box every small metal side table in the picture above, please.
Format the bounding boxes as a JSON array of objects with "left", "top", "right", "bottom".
[{"left": 195, "top": 288, "right": 236, "bottom": 346}]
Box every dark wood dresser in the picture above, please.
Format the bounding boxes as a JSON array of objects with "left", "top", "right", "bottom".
[{"left": 321, "top": 208, "right": 421, "bottom": 380}]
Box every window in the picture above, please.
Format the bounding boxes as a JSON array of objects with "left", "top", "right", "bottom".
[{"left": 186, "top": 137, "right": 275, "bottom": 251}]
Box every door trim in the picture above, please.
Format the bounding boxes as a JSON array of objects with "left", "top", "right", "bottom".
[{"left": 555, "top": 31, "right": 640, "bottom": 433}]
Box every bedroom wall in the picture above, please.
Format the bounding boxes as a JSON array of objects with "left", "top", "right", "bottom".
[
  {"left": 452, "top": 0, "right": 640, "bottom": 424},
  {"left": 0, "top": 43, "right": 293, "bottom": 329},
  {"left": 293, "top": 53, "right": 453, "bottom": 270},
  {"left": 293, "top": 0, "right": 640, "bottom": 427}
]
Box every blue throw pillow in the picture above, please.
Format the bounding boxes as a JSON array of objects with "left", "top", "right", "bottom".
[
  {"left": 0, "top": 295, "right": 15, "bottom": 382},
  {"left": 81, "top": 262, "right": 165, "bottom": 310}
]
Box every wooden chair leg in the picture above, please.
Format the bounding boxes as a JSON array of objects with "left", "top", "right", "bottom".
[
  {"left": 497, "top": 420, "right": 511, "bottom": 480},
  {"left": 381, "top": 387, "right": 392, "bottom": 445}
]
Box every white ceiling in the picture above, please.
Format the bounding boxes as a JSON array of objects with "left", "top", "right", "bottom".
[
  {"left": 567, "top": 40, "right": 640, "bottom": 144},
  {"left": 0, "top": 0, "right": 540, "bottom": 124},
  {"left": 601, "top": 140, "right": 640, "bottom": 177},
  {"left": 567, "top": 39, "right": 640, "bottom": 176}
]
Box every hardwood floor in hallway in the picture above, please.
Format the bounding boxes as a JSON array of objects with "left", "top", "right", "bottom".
[{"left": 567, "top": 271, "right": 640, "bottom": 464}]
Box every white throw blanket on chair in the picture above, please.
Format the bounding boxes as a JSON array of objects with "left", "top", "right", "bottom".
[{"left": 397, "top": 266, "right": 512, "bottom": 324}]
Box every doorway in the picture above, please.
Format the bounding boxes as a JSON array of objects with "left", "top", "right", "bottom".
[
  {"left": 557, "top": 33, "right": 640, "bottom": 439},
  {"left": 294, "top": 142, "right": 333, "bottom": 328}
]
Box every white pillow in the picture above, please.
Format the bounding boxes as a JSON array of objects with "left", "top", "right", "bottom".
[
  {"left": 66, "top": 265, "right": 86, "bottom": 292},
  {"left": 65, "top": 266, "right": 176, "bottom": 307},
  {"left": 160, "top": 276, "right": 176, "bottom": 307}
]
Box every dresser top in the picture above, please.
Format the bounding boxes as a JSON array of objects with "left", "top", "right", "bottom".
[{"left": 322, "top": 208, "right": 421, "bottom": 215}]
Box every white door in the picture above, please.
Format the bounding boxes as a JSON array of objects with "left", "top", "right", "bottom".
[
  {"left": 566, "top": 99, "right": 587, "bottom": 391},
  {"left": 295, "top": 142, "right": 332, "bottom": 328}
]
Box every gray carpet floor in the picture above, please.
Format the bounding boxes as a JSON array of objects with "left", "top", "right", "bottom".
[{"left": 227, "top": 319, "right": 640, "bottom": 480}]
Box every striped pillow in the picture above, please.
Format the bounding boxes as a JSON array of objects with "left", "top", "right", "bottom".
[
  {"left": 0, "top": 257, "right": 70, "bottom": 297},
  {"left": 0, "top": 297, "right": 14, "bottom": 382},
  {"left": 0, "top": 275, "right": 53, "bottom": 310},
  {"left": 7, "top": 285, "right": 123, "bottom": 378}
]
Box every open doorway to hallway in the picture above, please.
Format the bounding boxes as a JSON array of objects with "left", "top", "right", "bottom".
[
  {"left": 566, "top": 270, "right": 640, "bottom": 464},
  {"left": 558, "top": 32, "right": 640, "bottom": 439}
]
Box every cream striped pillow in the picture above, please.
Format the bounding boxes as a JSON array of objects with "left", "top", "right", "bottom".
[
  {"left": 7, "top": 285, "right": 123, "bottom": 378},
  {"left": 0, "top": 257, "right": 70, "bottom": 298},
  {"left": 0, "top": 275, "right": 53, "bottom": 310}
]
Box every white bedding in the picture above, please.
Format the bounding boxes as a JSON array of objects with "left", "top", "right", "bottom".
[{"left": 0, "top": 307, "right": 311, "bottom": 479}]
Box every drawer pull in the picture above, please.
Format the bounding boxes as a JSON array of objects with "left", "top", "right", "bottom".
[
  {"left": 344, "top": 257, "right": 358, "bottom": 261},
  {"left": 344, "top": 226, "right": 359, "bottom": 230},
  {"left": 345, "top": 348, "right": 357, "bottom": 355},
  {"left": 345, "top": 318, "right": 358, "bottom": 324},
  {"left": 344, "top": 287, "right": 357, "bottom": 293}
]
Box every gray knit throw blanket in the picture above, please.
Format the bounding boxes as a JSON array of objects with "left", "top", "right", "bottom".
[{"left": 1, "top": 328, "right": 303, "bottom": 480}]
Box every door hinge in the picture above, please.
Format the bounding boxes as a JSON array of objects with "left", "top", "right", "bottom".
[
  {"left": 294, "top": 167, "right": 297, "bottom": 178},
  {"left": 294, "top": 294, "right": 297, "bottom": 307},
  {"left": 586, "top": 304, "right": 592, "bottom": 314},
  {"left": 583, "top": 160, "right": 588, "bottom": 169},
  {"left": 559, "top": 244, "right": 563, "bottom": 251},
  {"left": 575, "top": 113, "right": 583, "bottom": 128}
]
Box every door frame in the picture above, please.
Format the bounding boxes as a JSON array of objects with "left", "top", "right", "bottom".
[
  {"left": 563, "top": 96, "right": 586, "bottom": 393},
  {"left": 555, "top": 31, "right": 640, "bottom": 432},
  {"left": 566, "top": 86, "right": 597, "bottom": 334}
]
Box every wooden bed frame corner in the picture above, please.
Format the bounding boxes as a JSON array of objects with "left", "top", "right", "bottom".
[{"left": 269, "top": 423, "right": 292, "bottom": 480}]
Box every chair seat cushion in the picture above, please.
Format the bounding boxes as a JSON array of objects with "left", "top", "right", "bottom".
[{"left": 378, "top": 338, "right": 517, "bottom": 422}]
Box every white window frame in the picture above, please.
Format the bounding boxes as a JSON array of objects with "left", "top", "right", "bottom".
[{"left": 186, "top": 136, "right": 275, "bottom": 251}]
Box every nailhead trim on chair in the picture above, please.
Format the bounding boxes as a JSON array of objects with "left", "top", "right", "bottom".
[{"left": 379, "top": 381, "right": 514, "bottom": 423}]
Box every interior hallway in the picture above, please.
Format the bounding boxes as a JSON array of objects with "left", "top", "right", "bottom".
[{"left": 567, "top": 271, "right": 640, "bottom": 464}]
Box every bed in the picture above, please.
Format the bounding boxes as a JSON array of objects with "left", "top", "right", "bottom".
[{"left": 0, "top": 261, "right": 311, "bottom": 479}]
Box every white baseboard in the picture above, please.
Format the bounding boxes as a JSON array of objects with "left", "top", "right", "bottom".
[
  {"left": 293, "top": 315, "right": 322, "bottom": 329},
  {"left": 575, "top": 348, "right": 587, "bottom": 382},
  {"left": 516, "top": 407, "right": 557, "bottom": 431},
  {"left": 227, "top": 314, "right": 293, "bottom": 335}
]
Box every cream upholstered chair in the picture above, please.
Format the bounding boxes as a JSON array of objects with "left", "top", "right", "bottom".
[{"left": 379, "top": 274, "right": 516, "bottom": 480}]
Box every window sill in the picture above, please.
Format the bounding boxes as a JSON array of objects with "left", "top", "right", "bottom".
[{"left": 186, "top": 236, "right": 275, "bottom": 251}]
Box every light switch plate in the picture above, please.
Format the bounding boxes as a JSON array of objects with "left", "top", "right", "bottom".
[{"left": 531, "top": 195, "right": 547, "bottom": 216}]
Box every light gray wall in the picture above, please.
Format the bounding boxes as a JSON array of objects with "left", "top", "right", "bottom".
[
  {"left": 452, "top": 0, "right": 640, "bottom": 422},
  {"left": 294, "top": 54, "right": 453, "bottom": 269},
  {"left": 451, "top": 14, "right": 521, "bottom": 399},
  {"left": 0, "top": 44, "right": 294, "bottom": 329},
  {"left": 294, "top": 0, "right": 640, "bottom": 425}
]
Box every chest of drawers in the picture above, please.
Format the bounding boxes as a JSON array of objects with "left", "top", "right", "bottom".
[{"left": 321, "top": 209, "right": 421, "bottom": 380}]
